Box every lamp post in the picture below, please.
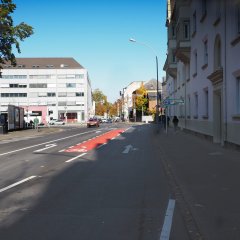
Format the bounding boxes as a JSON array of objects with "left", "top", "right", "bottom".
[
  {"left": 120, "top": 87, "right": 126, "bottom": 121},
  {"left": 129, "top": 38, "right": 159, "bottom": 125}
]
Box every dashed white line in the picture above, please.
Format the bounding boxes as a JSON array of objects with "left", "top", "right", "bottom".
[
  {"left": 65, "top": 153, "right": 86, "bottom": 163},
  {"left": 0, "top": 176, "right": 37, "bottom": 193},
  {"left": 159, "top": 199, "right": 176, "bottom": 240}
]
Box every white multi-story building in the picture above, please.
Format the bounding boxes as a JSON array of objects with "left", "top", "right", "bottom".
[
  {"left": 0, "top": 58, "right": 93, "bottom": 124},
  {"left": 123, "top": 81, "right": 143, "bottom": 120},
  {"left": 164, "top": 0, "right": 240, "bottom": 146}
]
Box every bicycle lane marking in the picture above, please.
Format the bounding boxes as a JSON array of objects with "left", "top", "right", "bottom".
[{"left": 64, "top": 129, "right": 126, "bottom": 153}]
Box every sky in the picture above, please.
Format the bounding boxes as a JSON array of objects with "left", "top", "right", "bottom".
[{"left": 13, "top": 0, "right": 167, "bottom": 103}]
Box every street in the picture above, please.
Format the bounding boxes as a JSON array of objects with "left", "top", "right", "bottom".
[{"left": 0, "top": 123, "right": 239, "bottom": 239}]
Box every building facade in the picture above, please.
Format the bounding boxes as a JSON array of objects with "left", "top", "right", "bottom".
[
  {"left": 0, "top": 58, "right": 93, "bottom": 124},
  {"left": 164, "top": 0, "right": 240, "bottom": 146}
]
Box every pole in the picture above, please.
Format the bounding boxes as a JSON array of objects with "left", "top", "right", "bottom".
[{"left": 156, "top": 56, "right": 159, "bottom": 125}]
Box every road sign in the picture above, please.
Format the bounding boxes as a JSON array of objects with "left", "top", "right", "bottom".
[{"left": 162, "top": 98, "right": 184, "bottom": 106}]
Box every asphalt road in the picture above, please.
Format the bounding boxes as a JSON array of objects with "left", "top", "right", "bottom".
[{"left": 0, "top": 123, "right": 190, "bottom": 240}]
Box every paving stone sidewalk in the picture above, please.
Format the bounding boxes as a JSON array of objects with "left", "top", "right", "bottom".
[{"left": 155, "top": 127, "right": 240, "bottom": 240}]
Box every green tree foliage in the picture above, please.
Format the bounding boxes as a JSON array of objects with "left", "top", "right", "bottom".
[
  {"left": 92, "top": 89, "right": 108, "bottom": 116},
  {"left": 135, "top": 84, "right": 148, "bottom": 114},
  {"left": 0, "top": 0, "right": 34, "bottom": 71}
]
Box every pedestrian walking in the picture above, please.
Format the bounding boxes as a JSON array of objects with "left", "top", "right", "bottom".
[
  {"left": 33, "top": 117, "right": 39, "bottom": 131},
  {"left": 172, "top": 116, "right": 179, "bottom": 131}
]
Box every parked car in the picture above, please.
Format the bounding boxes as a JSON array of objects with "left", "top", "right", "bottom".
[
  {"left": 101, "top": 118, "right": 107, "bottom": 123},
  {"left": 87, "top": 118, "right": 100, "bottom": 127},
  {"left": 49, "top": 119, "right": 65, "bottom": 125}
]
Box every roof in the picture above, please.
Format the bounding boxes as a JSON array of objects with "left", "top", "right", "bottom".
[
  {"left": 144, "top": 79, "right": 157, "bottom": 90},
  {"left": 2, "top": 58, "right": 84, "bottom": 69}
]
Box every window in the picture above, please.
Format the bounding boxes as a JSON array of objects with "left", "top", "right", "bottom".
[
  {"left": 201, "top": 0, "right": 207, "bottom": 18},
  {"left": 29, "top": 75, "right": 51, "bottom": 79},
  {"left": 1, "top": 93, "right": 27, "bottom": 97},
  {"left": 172, "top": 49, "right": 176, "bottom": 63},
  {"left": 47, "top": 92, "right": 56, "bottom": 97},
  {"left": 1, "top": 75, "right": 27, "bottom": 79},
  {"left": 58, "top": 92, "right": 67, "bottom": 97},
  {"left": 183, "top": 21, "right": 190, "bottom": 40},
  {"left": 66, "top": 83, "right": 76, "bottom": 88},
  {"left": 58, "top": 101, "right": 67, "bottom": 106},
  {"left": 214, "top": 35, "right": 222, "bottom": 70},
  {"left": 172, "top": 24, "right": 176, "bottom": 38},
  {"left": 204, "top": 88, "right": 209, "bottom": 117},
  {"left": 237, "top": 77, "right": 240, "bottom": 113},
  {"left": 75, "top": 74, "right": 84, "bottom": 79},
  {"left": 29, "top": 83, "right": 47, "bottom": 88},
  {"left": 193, "top": 11, "right": 197, "bottom": 35},
  {"left": 67, "top": 92, "right": 75, "bottom": 97},
  {"left": 38, "top": 92, "right": 47, "bottom": 97},
  {"left": 237, "top": 3, "right": 240, "bottom": 34},
  {"left": 203, "top": 40, "right": 208, "bottom": 65},
  {"left": 67, "top": 101, "right": 76, "bottom": 106},
  {"left": 76, "top": 92, "right": 84, "bottom": 97},
  {"left": 193, "top": 50, "right": 197, "bottom": 76},
  {"left": 194, "top": 93, "right": 198, "bottom": 118},
  {"left": 216, "top": 0, "right": 221, "bottom": 21},
  {"left": 187, "top": 95, "right": 191, "bottom": 118}
]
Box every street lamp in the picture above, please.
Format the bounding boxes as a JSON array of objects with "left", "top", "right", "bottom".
[
  {"left": 120, "top": 87, "right": 126, "bottom": 121},
  {"left": 129, "top": 38, "right": 160, "bottom": 125}
]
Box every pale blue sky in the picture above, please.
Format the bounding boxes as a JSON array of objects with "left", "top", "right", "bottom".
[{"left": 13, "top": 0, "right": 167, "bottom": 103}]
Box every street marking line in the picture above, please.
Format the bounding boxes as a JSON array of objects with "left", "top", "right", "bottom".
[
  {"left": 0, "top": 176, "right": 37, "bottom": 193},
  {"left": 65, "top": 153, "right": 86, "bottom": 163},
  {"left": 34, "top": 143, "right": 57, "bottom": 153},
  {"left": 97, "top": 143, "right": 107, "bottom": 149},
  {"left": 58, "top": 149, "right": 65, "bottom": 152},
  {"left": 159, "top": 199, "right": 176, "bottom": 240},
  {"left": 0, "top": 129, "right": 99, "bottom": 157}
]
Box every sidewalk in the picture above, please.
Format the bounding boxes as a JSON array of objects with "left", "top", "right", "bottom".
[
  {"left": 155, "top": 127, "right": 240, "bottom": 240},
  {"left": 0, "top": 127, "right": 63, "bottom": 141}
]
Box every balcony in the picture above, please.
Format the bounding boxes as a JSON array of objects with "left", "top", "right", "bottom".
[
  {"left": 163, "top": 54, "right": 177, "bottom": 79},
  {"left": 175, "top": 18, "right": 191, "bottom": 63}
]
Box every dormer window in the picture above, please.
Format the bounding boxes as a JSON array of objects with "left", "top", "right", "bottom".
[
  {"left": 32, "top": 65, "right": 40, "bottom": 68},
  {"left": 46, "top": 64, "right": 54, "bottom": 68},
  {"left": 60, "top": 64, "right": 69, "bottom": 68}
]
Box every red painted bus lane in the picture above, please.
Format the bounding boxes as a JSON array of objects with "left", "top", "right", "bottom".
[{"left": 64, "top": 129, "right": 125, "bottom": 153}]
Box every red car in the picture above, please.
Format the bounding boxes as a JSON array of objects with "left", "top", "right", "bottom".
[{"left": 87, "top": 118, "right": 100, "bottom": 128}]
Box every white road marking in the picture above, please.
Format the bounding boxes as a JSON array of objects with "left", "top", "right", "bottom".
[
  {"left": 58, "top": 149, "right": 65, "bottom": 152},
  {"left": 97, "top": 143, "right": 107, "bottom": 149},
  {"left": 65, "top": 153, "right": 86, "bottom": 163},
  {"left": 0, "top": 176, "right": 37, "bottom": 193},
  {"left": 122, "top": 145, "right": 133, "bottom": 154},
  {"left": 159, "top": 199, "right": 176, "bottom": 240},
  {"left": 34, "top": 143, "right": 57, "bottom": 153},
  {"left": 0, "top": 130, "right": 98, "bottom": 157}
]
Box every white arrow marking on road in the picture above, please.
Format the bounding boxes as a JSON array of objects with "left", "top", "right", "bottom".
[
  {"left": 96, "top": 130, "right": 102, "bottom": 133},
  {"left": 34, "top": 143, "right": 57, "bottom": 153},
  {"left": 122, "top": 145, "right": 138, "bottom": 154}
]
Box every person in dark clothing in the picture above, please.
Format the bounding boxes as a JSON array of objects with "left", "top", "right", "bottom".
[{"left": 172, "top": 116, "right": 179, "bottom": 131}]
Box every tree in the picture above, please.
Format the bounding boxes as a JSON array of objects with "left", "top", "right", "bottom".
[
  {"left": 92, "top": 89, "right": 108, "bottom": 116},
  {"left": 135, "top": 84, "right": 148, "bottom": 114},
  {"left": 0, "top": 0, "right": 34, "bottom": 72},
  {"left": 109, "top": 101, "right": 118, "bottom": 116}
]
